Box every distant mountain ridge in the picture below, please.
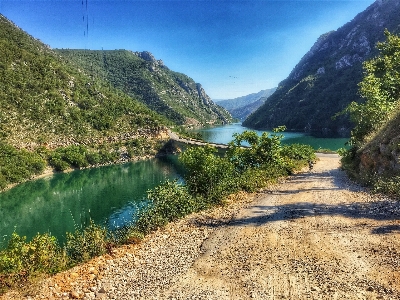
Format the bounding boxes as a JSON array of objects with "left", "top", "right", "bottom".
[
  {"left": 56, "top": 49, "right": 231, "bottom": 126},
  {"left": 244, "top": 0, "right": 400, "bottom": 137},
  {"left": 215, "top": 88, "right": 276, "bottom": 120}
]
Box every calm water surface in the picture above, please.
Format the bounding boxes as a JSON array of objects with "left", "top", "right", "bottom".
[
  {"left": 194, "top": 123, "right": 348, "bottom": 150},
  {"left": 0, "top": 156, "right": 180, "bottom": 246}
]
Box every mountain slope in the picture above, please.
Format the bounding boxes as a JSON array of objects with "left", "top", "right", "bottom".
[
  {"left": 356, "top": 107, "right": 400, "bottom": 178},
  {"left": 230, "top": 94, "right": 275, "bottom": 121},
  {"left": 215, "top": 88, "right": 276, "bottom": 120},
  {"left": 0, "top": 15, "right": 168, "bottom": 149},
  {"left": 55, "top": 49, "right": 231, "bottom": 126},
  {"left": 215, "top": 88, "right": 276, "bottom": 111},
  {"left": 244, "top": 0, "right": 400, "bottom": 137}
]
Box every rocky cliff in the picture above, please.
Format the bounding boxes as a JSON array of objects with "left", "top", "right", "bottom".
[
  {"left": 356, "top": 108, "right": 400, "bottom": 178},
  {"left": 244, "top": 0, "right": 400, "bottom": 137}
]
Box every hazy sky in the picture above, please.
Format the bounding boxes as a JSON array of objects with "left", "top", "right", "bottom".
[{"left": 0, "top": 0, "right": 375, "bottom": 99}]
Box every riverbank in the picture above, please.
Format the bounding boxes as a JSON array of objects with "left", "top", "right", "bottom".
[
  {"left": 3, "top": 154, "right": 399, "bottom": 299},
  {"left": 0, "top": 141, "right": 168, "bottom": 194}
]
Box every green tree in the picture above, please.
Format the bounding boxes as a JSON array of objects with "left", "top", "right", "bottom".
[
  {"left": 226, "top": 126, "right": 286, "bottom": 172},
  {"left": 345, "top": 30, "right": 400, "bottom": 145}
]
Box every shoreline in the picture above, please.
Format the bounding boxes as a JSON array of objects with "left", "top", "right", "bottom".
[{"left": 0, "top": 153, "right": 163, "bottom": 194}]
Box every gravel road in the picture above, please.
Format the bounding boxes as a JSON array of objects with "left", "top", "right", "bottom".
[{"left": 3, "top": 154, "right": 400, "bottom": 299}]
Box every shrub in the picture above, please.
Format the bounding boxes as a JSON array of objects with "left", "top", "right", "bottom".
[
  {"left": 0, "top": 232, "right": 65, "bottom": 284},
  {"left": 281, "top": 143, "right": 316, "bottom": 161},
  {"left": 372, "top": 176, "right": 400, "bottom": 196},
  {"left": 135, "top": 180, "right": 201, "bottom": 234},
  {"left": 226, "top": 128, "right": 286, "bottom": 172},
  {"left": 65, "top": 221, "right": 107, "bottom": 264},
  {"left": 0, "top": 142, "right": 46, "bottom": 188},
  {"left": 180, "top": 146, "right": 239, "bottom": 203}
]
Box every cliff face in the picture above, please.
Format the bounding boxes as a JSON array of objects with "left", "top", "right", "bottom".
[
  {"left": 244, "top": 0, "right": 400, "bottom": 137},
  {"left": 56, "top": 49, "right": 232, "bottom": 126}
]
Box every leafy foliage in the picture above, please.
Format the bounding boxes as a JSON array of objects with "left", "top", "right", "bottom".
[
  {"left": 0, "top": 143, "right": 46, "bottom": 189},
  {"left": 135, "top": 180, "right": 201, "bottom": 234},
  {"left": 339, "top": 31, "right": 400, "bottom": 198},
  {"left": 0, "top": 232, "right": 66, "bottom": 291},
  {"left": 344, "top": 31, "right": 400, "bottom": 146},
  {"left": 226, "top": 127, "right": 287, "bottom": 172},
  {"left": 65, "top": 221, "right": 108, "bottom": 264},
  {"left": 180, "top": 146, "right": 239, "bottom": 203}
]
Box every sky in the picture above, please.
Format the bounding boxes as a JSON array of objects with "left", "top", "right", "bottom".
[{"left": 0, "top": 0, "right": 376, "bottom": 99}]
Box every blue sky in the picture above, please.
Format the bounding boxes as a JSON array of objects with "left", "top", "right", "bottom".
[{"left": 0, "top": 0, "right": 375, "bottom": 99}]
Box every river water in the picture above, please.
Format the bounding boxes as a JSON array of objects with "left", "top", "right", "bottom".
[
  {"left": 0, "top": 124, "right": 347, "bottom": 246},
  {"left": 193, "top": 123, "right": 348, "bottom": 150},
  {"left": 0, "top": 156, "right": 180, "bottom": 246}
]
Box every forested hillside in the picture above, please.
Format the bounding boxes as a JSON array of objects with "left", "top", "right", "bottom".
[
  {"left": 0, "top": 15, "right": 166, "bottom": 149},
  {"left": 0, "top": 15, "right": 171, "bottom": 188},
  {"left": 55, "top": 49, "right": 231, "bottom": 126},
  {"left": 244, "top": 0, "right": 400, "bottom": 137}
]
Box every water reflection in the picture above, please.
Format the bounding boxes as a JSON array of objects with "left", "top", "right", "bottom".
[{"left": 0, "top": 156, "right": 180, "bottom": 246}]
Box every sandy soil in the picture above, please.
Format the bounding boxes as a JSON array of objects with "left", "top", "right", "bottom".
[{"left": 3, "top": 154, "right": 400, "bottom": 299}]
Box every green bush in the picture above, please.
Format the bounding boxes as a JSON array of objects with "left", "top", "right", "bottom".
[
  {"left": 65, "top": 221, "right": 108, "bottom": 264},
  {"left": 48, "top": 145, "right": 116, "bottom": 170},
  {"left": 135, "top": 180, "right": 202, "bottom": 234},
  {"left": 226, "top": 128, "right": 286, "bottom": 172},
  {"left": 49, "top": 153, "right": 70, "bottom": 171},
  {"left": 372, "top": 176, "right": 400, "bottom": 196},
  {"left": 180, "top": 146, "right": 239, "bottom": 203},
  {"left": 0, "top": 232, "right": 65, "bottom": 277},
  {"left": 281, "top": 143, "right": 316, "bottom": 161},
  {"left": 0, "top": 142, "right": 46, "bottom": 188}
]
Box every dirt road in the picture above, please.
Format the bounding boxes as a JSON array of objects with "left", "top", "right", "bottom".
[{"left": 4, "top": 154, "right": 400, "bottom": 299}]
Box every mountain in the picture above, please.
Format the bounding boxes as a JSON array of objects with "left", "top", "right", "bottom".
[
  {"left": 230, "top": 94, "right": 275, "bottom": 121},
  {"left": 215, "top": 88, "right": 276, "bottom": 111},
  {"left": 215, "top": 88, "right": 276, "bottom": 121},
  {"left": 244, "top": 0, "right": 400, "bottom": 137},
  {"left": 55, "top": 49, "right": 231, "bottom": 126},
  {"left": 0, "top": 15, "right": 165, "bottom": 150}
]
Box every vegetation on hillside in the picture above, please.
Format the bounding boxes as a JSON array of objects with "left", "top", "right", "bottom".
[
  {"left": 340, "top": 30, "right": 400, "bottom": 197},
  {"left": 55, "top": 49, "right": 231, "bottom": 126},
  {"left": 0, "top": 16, "right": 165, "bottom": 147},
  {"left": 0, "top": 14, "right": 207, "bottom": 188},
  {"left": 0, "top": 130, "right": 315, "bottom": 293},
  {"left": 244, "top": 0, "right": 400, "bottom": 137}
]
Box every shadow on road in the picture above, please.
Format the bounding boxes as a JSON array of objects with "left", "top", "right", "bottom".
[{"left": 192, "top": 168, "right": 400, "bottom": 235}]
